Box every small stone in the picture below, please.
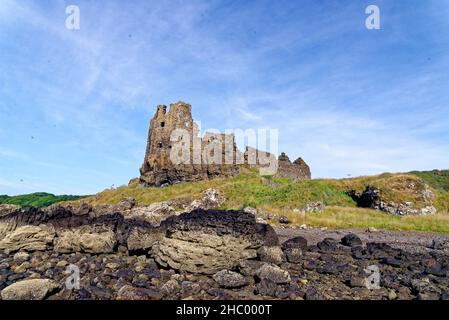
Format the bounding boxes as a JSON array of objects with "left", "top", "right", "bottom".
[
  {"left": 388, "top": 290, "right": 397, "bottom": 300},
  {"left": 13, "top": 252, "right": 30, "bottom": 262},
  {"left": 284, "top": 248, "right": 302, "bottom": 263},
  {"left": 279, "top": 216, "right": 290, "bottom": 224},
  {"left": 257, "top": 246, "right": 285, "bottom": 264},
  {"left": 299, "top": 279, "right": 308, "bottom": 285},
  {"left": 14, "top": 262, "right": 30, "bottom": 274},
  {"left": 299, "top": 224, "right": 307, "bottom": 230},
  {"left": 255, "top": 264, "right": 291, "bottom": 284},
  {"left": 106, "top": 262, "right": 120, "bottom": 269},
  {"left": 212, "top": 270, "right": 248, "bottom": 288},
  {"left": 366, "top": 227, "right": 379, "bottom": 233},
  {"left": 56, "top": 260, "right": 68, "bottom": 268},
  {"left": 161, "top": 279, "right": 181, "bottom": 298}
]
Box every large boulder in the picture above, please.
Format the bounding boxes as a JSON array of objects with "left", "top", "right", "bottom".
[
  {"left": 152, "top": 209, "right": 276, "bottom": 274},
  {"left": 1, "top": 279, "right": 59, "bottom": 300},
  {"left": 54, "top": 225, "right": 116, "bottom": 254},
  {"left": 0, "top": 225, "right": 55, "bottom": 254}
]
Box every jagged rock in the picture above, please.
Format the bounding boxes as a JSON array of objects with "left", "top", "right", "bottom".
[
  {"left": 257, "top": 246, "right": 285, "bottom": 264},
  {"left": 341, "top": 234, "right": 362, "bottom": 247},
  {"left": 212, "top": 270, "right": 248, "bottom": 288},
  {"left": 54, "top": 226, "right": 116, "bottom": 254},
  {"left": 185, "top": 188, "right": 224, "bottom": 211},
  {"left": 282, "top": 236, "right": 308, "bottom": 251},
  {"left": 255, "top": 264, "right": 291, "bottom": 284},
  {"left": 1, "top": 279, "right": 59, "bottom": 300},
  {"left": 127, "top": 202, "right": 176, "bottom": 226},
  {"left": 152, "top": 210, "right": 272, "bottom": 274},
  {"left": 0, "top": 225, "right": 55, "bottom": 254},
  {"left": 114, "top": 198, "right": 137, "bottom": 212},
  {"left": 0, "top": 204, "right": 22, "bottom": 217}
]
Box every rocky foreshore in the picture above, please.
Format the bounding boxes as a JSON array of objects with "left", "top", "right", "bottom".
[{"left": 0, "top": 196, "right": 448, "bottom": 300}]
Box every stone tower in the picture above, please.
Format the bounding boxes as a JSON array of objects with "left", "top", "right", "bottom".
[{"left": 139, "top": 101, "right": 239, "bottom": 186}]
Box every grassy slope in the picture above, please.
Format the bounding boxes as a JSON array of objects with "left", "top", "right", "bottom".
[
  {"left": 83, "top": 168, "right": 449, "bottom": 233},
  {"left": 0, "top": 192, "right": 87, "bottom": 208}
]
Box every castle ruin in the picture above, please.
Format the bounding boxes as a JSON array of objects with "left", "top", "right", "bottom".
[{"left": 139, "top": 101, "right": 311, "bottom": 187}]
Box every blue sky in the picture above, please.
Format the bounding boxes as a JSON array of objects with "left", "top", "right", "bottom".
[{"left": 1, "top": 0, "right": 448, "bottom": 195}]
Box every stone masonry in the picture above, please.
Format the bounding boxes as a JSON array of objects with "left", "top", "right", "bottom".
[{"left": 139, "top": 101, "right": 311, "bottom": 187}]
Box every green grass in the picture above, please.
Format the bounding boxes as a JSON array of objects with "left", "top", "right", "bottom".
[
  {"left": 0, "top": 192, "right": 87, "bottom": 208},
  {"left": 410, "top": 169, "right": 449, "bottom": 192},
  {"left": 5, "top": 168, "right": 449, "bottom": 233}
]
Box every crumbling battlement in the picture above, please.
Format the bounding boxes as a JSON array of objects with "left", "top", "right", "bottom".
[{"left": 139, "top": 102, "right": 311, "bottom": 187}]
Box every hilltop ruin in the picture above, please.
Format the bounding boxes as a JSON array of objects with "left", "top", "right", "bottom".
[{"left": 139, "top": 101, "right": 311, "bottom": 187}]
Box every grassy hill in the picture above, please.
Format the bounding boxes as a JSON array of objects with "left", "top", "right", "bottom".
[
  {"left": 83, "top": 168, "right": 449, "bottom": 233},
  {"left": 2, "top": 169, "right": 448, "bottom": 232},
  {"left": 0, "top": 192, "right": 87, "bottom": 208}
]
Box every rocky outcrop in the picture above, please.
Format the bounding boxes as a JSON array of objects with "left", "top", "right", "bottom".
[
  {"left": 0, "top": 225, "right": 55, "bottom": 254},
  {"left": 347, "top": 185, "right": 437, "bottom": 216},
  {"left": 153, "top": 210, "right": 276, "bottom": 274}
]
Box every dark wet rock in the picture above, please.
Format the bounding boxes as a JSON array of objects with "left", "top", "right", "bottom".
[
  {"left": 341, "top": 234, "right": 362, "bottom": 247},
  {"left": 317, "top": 238, "right": 341, "bottom": 253},
  {"left": 282, "top": 236, "right": 307, "bottom": 251},
  {"left": 284, "top": 248, "right": 303, "bottom": 263}
]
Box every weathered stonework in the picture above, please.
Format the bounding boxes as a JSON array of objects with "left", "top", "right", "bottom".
[
  {"left": 139, "top": 101, "right": 311, "bottom": 186},
  {"left": 139, "top": 102, "right": 239, "bottom": 187},
  {"left": 275, "top": 152, "right": 311, "bottom": 180}
]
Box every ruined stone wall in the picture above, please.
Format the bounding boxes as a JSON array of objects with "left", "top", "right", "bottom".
[
  {"left": 140, "top": 102, "right": 239, "bottom": 186},
  {"left": 140, "top": 102, "right": 311, "bottom": 187},
  {"left": 274, "top": 152, "right": 311, "bottom": 180}
]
